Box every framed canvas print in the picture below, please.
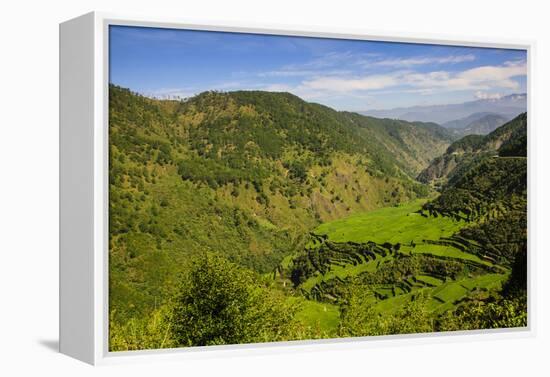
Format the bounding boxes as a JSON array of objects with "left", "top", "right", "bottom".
[{"left": 59, "top": 12, "right": 533, "bottom": 365}]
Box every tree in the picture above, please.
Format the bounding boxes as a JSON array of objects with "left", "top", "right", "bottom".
[
  {"left": 171, "top": 253, "right": 298, "bottom": 346},
  {"left": 109, "top": 306, "right": 175, "bottom": 351},
  {"left": 339, "top": 285, "right": 433, "bottom": 337},
  {"left": 286, "top": 161, "right": 308, "bottom": 183},
  {"left": 437, "top": 297, "right": 527, "bottom": 331},
  {"left": 502, "top": 249, "right": 527, "bottom": 296}
]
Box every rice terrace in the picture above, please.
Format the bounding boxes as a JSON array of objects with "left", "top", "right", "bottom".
[{"left": 107, "top": 25, "right": 528, "bottom": 351}]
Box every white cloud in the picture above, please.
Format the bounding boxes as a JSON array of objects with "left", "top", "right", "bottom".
[
  {"left": 454, "top": 60, "right": 526, "bottom": 89},
  {"left": 303, "top": 74, "right": 400, "bottom": 92},
  {"left": 474, "top": 91, "right": 503, "bottom": 100},
  {"left": 300, "top": 60, "right": 526, "bottom": 94},
  {"left": 372, "top": 54, "right": 476, "bottom": 67}
]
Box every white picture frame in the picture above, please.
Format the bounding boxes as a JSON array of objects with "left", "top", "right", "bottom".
[{"left": 59, "top": 11, "right": 535, "bottom": 365}]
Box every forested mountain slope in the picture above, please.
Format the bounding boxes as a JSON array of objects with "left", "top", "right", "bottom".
[
  {"left": 417, "top": 113, "right": 527, "bottom": 186},
  {"left": 109, "top": 85, "right": 453, "bottom": 323},
  {"left": 421, "top": 113, "right": 527, "bottom": 279},
  {"left": 280, "top": 113, "right": 527, "bottom": 339}
]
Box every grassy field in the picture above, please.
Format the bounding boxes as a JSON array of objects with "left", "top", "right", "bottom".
[
  {"left": 415, "top": 274, "right": 444, "bottom": 287},
  {"left": 404, "top": 244, "right": 492, "bottom": 266},
  {"left": 314, "top": 200, "right": 464, "bottom": 245},
  {"left": 290, "top": 297, "right": 340, "bottom": 335}
]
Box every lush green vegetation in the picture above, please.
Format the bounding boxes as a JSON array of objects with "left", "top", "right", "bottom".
[
  {"left": 282, "top": 114, "right": 527, "bottom": 338},
  {"left": 417, "top": 112, "right": 527, "bottom": 186},
  {"left": 109, "top": 86, "right": 527, "bottom": 350},
  {"left": 170, "top": 253, "right": 299, "bottom": 346},
  {"left": 314, "top": 200, "right": 464, "bottom": 244}
]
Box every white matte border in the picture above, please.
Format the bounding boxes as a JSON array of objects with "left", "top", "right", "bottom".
[{"left": 86, "top": 11, "right": 535, "bottom": 365}]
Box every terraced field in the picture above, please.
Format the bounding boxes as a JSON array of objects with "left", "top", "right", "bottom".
[
  {"left": 286, "top": 199, "right": 510, "bottom": 327},
  {"left": 375, "top": 273, "right": 508, "bottom": 314}
]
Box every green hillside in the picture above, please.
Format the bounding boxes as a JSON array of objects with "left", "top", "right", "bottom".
[
  {"left": 108, "top": 86, "right": 527, "bottom": 351},
  {"left": 109, "top": 85, "right": 454, "bottom": 319},
  {"left": 280, "top": 116, "right": 526, "bottom": 336},
  {"left": 417, "top": 113, "right": 527, "bottom": 187}
]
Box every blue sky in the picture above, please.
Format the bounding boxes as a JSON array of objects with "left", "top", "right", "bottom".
[{"left": 109, "top": 25, "right": 527, "bottom": 111}]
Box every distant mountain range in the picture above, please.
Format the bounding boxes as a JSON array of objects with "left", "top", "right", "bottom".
[
  {"left": 362, "top": 94, "right": 526, "bottom": 128},
  {"left": 445, "top": 112, "right": 512, "bottom": 137}
]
